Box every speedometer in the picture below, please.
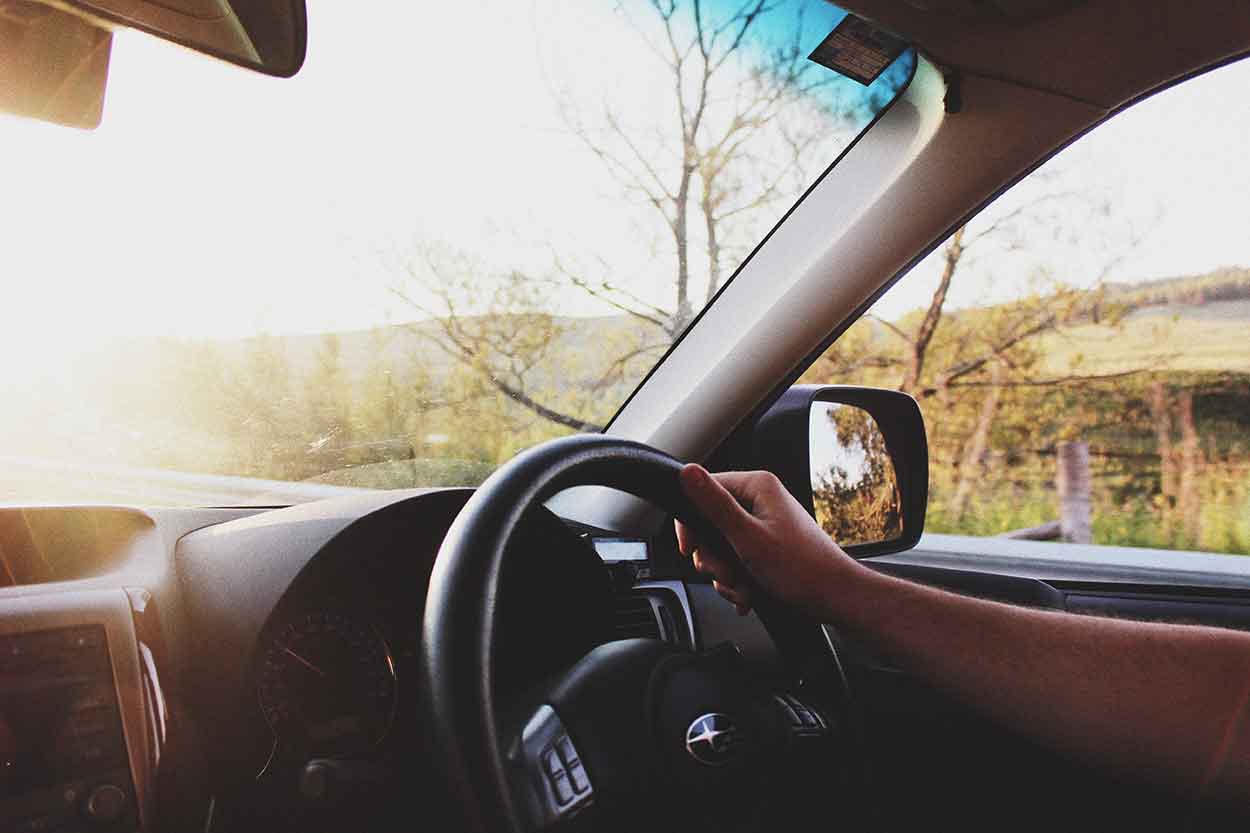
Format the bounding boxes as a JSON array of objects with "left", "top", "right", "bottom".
[{"left": 256, "top": 611, "right": 398, "bottom": 755}]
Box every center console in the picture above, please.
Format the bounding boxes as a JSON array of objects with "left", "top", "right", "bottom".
[{"left": 0, "top": 592, "right": 150, "bottom": 833}]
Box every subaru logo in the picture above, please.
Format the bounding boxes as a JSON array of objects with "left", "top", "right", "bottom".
[{"left": 684, "top": 712, "right": 742, "bottom": 766}]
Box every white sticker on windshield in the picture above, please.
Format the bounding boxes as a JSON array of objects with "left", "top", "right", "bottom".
[{"left": 808, "top": 15, "right": 907, "bottom": 86}]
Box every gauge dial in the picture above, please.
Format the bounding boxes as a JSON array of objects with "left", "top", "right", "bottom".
[{"left": 257, "top": 611, "right": 397, "bottom": 755}]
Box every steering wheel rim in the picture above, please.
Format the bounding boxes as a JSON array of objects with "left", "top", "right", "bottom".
[{"left": 421, "top": 434, "right": 857, "bottom": 832}]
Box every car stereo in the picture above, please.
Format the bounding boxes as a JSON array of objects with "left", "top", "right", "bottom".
[{"left": 0, "top": 625, "right": 138, "bottom": 832}]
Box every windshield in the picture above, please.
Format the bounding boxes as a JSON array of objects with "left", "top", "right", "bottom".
[{"left": 0, "top": 0, "right": 912, "bottom": 506}]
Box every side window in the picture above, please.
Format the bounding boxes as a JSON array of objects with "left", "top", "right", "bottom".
[{"left": 802, "top": 57, "right": 1250, "bottom": 556}]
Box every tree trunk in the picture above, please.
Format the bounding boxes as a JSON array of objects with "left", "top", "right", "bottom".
[
  {"left": 671, "top": 156, "right": 695, "bottom": 335},
  {"left": 703, "top": 180, "right": 722, "bottom": 305},
  {"left": 1176, "top": 390, "right": 1202, "bottom": 544},
  {"left": 1149, "top": 380, "right": 1177, "bottom": 505},
  {"left": 949, "top": 359, "right": 1001, "bottom": 519},
  {"left": 1056, "top": 440, "right": 1092, "bottom": 544},
  {"left": 901, "top": 226, "right": 964, "bottom": 393}
]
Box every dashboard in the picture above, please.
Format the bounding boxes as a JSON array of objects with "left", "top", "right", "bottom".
[{"left": 0, "top": 488, "right": 763, "bottom": 833}]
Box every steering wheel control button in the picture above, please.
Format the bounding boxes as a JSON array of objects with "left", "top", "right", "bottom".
[
  {"left": 549, "top": 769, "right": 575, "bottom": 805},
  {"left": 684, "top": 713, "right": 744, "bottom": 766},
  {"left": 555, "top": 736, "right": 578, "bottom": 767},
  {"left": 776, "top": 694, "right": 829, "bottom": 737},
  {"left": 541, "top": 734, "right": 589, "bottom": 805},
  {"left": 541, "top": 748, "right": 562, "bottom": 778},
  {"left": 515, "top": 705, "right": 595, "bottom": 825},
  {"left": 567, "top": 760, "right": 590, "bottom": 794},
  {"left": 83, "top": 783, "right": 127, "bottom": 824}
]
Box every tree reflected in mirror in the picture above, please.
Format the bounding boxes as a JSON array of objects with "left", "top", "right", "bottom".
[{"left": 809, "top": 402, "right": 902, "bottom": 547}]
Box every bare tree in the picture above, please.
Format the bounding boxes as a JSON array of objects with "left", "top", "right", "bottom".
[
  {"left": 804, "top": 181, "right": 1154, "bottom": 535},
  {"left": 557, "top": 0, "right": 856, "bottom": 338},
  {"left": 865, "top": 189, "right": 1133, "bottom": 400},
  {"left": 395, "top": 0, "right": 886, "bottom": 431},
  {"left": 392, "top": 249, "right": 606, "bottom": 432}
]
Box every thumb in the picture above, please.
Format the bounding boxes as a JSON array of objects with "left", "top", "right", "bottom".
[{"left": 679, "top": 464, "right": 754, "bottom": 541}]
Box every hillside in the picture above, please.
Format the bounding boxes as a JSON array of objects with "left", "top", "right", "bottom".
[
  {"left": 194, "top": 314, "right": 654, "bottom": 390},
  {"left": 1039, "top": 299, "right": 1250, "bottom": 376},
  {"left": 38, "top": 267, "right": 1250, "bottom": 426},
  {"left": 1101, "top": 266, "right": 1250, "bottom": 310}
]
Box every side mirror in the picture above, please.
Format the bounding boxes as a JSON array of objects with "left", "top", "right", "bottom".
[{"left": 754, "top": 385, "right": 927, "bottom": 558}]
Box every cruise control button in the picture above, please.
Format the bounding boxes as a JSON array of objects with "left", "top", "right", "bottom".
[
  {"left": 541, "top": 747, "right": 563, "bottom": 778},
  {"left": 555, "top": 736, "right": 579, "bottom": 767},
  {"left": 549, "top": 770, "right": 575, "bottom": 806},
  {"left": 568, "top": 761, "right": 590, "bottom": 794}
]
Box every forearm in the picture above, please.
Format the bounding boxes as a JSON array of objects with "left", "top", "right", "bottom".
[
  {"left": 824, "top": 560, "right": 1250, "bottom": 801},
  {"left": 674, "top": 465, "right": 1250, "bottom": 803}
]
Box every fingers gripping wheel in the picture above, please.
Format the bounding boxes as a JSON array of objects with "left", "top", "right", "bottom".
[{"left": 421, "top": 434, "right": 861, "bottom": 832}]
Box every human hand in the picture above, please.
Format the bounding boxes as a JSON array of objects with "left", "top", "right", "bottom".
[{"left": 674, "top": 464, "right": 859, "bottom": 620}]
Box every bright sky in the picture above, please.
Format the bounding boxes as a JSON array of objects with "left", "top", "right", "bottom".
[
  {"left": 871, "top": 55, "right": 1250, "bottom": 319},
  {"left": 2, "top": 0, "right": 1249, "bottom": 365},
  {"left": 810, "top": 402, "right": 870, "bottom": 490},
  {"left": 0, "top": 0, "right": 867, "bottom": 358}
]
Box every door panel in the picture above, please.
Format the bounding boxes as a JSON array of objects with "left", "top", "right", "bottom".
[{"left": 843, "top": 549, "right": 1250, "bottom": 832}]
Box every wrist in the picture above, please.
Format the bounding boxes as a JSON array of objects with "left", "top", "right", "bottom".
[{"left": 811, "top": 546, "right": 874, "bottom": 624}]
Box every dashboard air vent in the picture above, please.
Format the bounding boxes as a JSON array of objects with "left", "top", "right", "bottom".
[{"left": 613, "top": 593, "right": 664, "bottom": 641}]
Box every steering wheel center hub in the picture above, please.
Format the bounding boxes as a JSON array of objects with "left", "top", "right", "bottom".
[{"left": 685, "top": 712, "right": 743, "bottom": 766}]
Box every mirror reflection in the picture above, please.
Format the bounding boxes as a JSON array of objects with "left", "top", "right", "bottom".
[{"left": 809, "top": 402, "right": 903, "bottom": 547}]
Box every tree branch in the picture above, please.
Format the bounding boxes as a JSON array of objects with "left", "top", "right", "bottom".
[
  {"left": 901, "top": 226, "right": 964, "bottom": 392},
  {"left": 945, "top": 368, "right": 1149, "bottom": 390},
  {"left": 548, "top": 258, "right": 674, "bottom": 332},
  {"left": 866, "top": 314, "right": 911, "bottom": 343}
]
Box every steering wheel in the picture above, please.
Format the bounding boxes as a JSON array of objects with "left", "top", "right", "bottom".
[{"left": 421, "top": 435, "right": 862, "bottom": 832}]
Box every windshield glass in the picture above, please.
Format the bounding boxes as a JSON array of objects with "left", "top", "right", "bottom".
[{"left": 0, "top": 0, "right": 912, "bottom": 506}]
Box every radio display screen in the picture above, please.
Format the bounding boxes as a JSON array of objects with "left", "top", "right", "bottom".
[
  {"left": 0, "top": 626, "right": 128, "bottom": 794},
  {"left": 593, "top": 538, "right": 648, "bottom": 561}
]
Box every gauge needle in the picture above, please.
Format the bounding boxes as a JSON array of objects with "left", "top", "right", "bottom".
[{"left": 276, "top": 642, "right": 327, "bottom": 677}]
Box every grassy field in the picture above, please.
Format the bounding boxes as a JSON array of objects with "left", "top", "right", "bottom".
[
  {"left": 926, "top": 463, "right": 1250, "bottom": 555},
  {"left": 874, "top": 274, "right": 1250, "bottom": 555},
  {"left": 1038, "top": 300, "right": 1250, "bottom": 376}
]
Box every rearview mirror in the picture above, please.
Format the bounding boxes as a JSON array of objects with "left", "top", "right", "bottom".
[
  {"left": 1, "top": 0, "right": 305, "bottom": 129},
  {"left": 63, "top": 0, "right": 306, "bottom": 77},
  {"left": 754, "top": 385, "right": 927, "bottom": 558}
]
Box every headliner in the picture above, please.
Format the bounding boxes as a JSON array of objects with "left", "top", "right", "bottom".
[{"left": 838, "top": 0, "right": 1250, "bottom": 108}]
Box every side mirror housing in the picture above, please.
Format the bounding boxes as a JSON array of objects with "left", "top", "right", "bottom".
[{"left": 753, "top": 385, "right": 928, "bottom": 558}]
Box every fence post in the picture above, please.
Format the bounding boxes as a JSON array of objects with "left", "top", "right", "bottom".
[{"left": 1056, "top": 440, "right": 1092, "bottom": 544}]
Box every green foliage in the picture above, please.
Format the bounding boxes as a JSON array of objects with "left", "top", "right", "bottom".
[
  {"left": 806, "top": 273, "right": 1250, "bottom": 556},
  {"left": 927, "top": 463, "right": 1250, "bottom": 555}
]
